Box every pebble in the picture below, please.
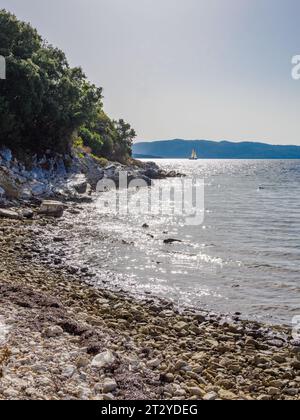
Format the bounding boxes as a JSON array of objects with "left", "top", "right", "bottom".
[
  {"left": 203, "top": 392, "right": 218, "bottom": 401},
  {"left": 43, "top": 326, "right": 64, "bottom": 338},
  {"left": 268, "top": 387, "right": 280, "bottom": 396},
  {"left": 188, "top": 387, "right": 205, "bottom": 397},
  {"left": 91, "top": 350, "right": 115, "bottom": 369},
  {"left": 147, "top": 358, "right": 161, "bottom": 369},
  {"left": 103, "top": 379, "right": 118, "bottom": 393},
  {"left": 76, "top": 356, "right": 90, "bottom": 369}
]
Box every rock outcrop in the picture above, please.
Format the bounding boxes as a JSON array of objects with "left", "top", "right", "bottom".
[{"left": 0, "top": 147, "right": 179, "bottom": 206}]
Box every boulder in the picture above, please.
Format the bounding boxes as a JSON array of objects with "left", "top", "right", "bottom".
[
  {"left": 39, "top": 200, "right": 65, "bottom": 218},
  {"left": 67, "top": 174, "right": 89, "bottom": 194},
  {"left": 0, "top": 209, "right": 20, "bottom": 220}
]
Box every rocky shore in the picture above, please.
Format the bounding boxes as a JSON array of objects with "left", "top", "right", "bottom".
[
  {"left": 0, "top": 209, "right": 300, "bottom": 400},
  {"left": 0, "top": 147, "right": 180, "bottom": 208}
]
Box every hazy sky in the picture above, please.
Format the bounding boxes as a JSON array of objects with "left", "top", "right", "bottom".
[{"left": 1, "top": 0, "right": 300, "bottom": 144}]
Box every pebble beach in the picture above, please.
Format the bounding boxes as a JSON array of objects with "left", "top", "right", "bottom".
[{"left": 0, "top": 209, "right": 300, "bottom": 400}]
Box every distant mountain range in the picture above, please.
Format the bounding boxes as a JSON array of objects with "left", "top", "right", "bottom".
[{"left": 133, "top": 139, "right": 300, "bottom": 159}]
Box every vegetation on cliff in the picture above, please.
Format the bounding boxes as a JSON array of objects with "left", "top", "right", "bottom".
[{"left": 0, "top": 9, "right": 135, "bottom": 163}]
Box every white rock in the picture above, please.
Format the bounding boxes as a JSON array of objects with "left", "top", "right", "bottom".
[{"left": 91, "top": 350, "right": 115, "bottom": 369}]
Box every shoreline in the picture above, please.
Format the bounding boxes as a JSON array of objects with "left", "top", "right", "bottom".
[{"left": 0, "top": 210, "right": 300, "bottom": 400}]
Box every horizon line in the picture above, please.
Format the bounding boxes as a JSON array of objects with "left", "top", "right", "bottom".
[{"left": 134, "top": 138, "right": 299, "bottom": 147}]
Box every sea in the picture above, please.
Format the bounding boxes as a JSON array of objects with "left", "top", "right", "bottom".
[{"left": 64, "top": 159, "right": 300, "bottom": 326}]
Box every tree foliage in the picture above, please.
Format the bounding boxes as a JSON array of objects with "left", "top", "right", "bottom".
[{"left": 0, "top": 9, "right": 136, "bottom": 161}]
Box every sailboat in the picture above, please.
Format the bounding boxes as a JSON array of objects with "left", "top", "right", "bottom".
[{"left": 189, "top": 149, "right": 198, "bottom": 160}]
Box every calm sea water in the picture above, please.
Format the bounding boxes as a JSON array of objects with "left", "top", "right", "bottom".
[{"left": 66, "top": 159, "right": 300, "bottom": 325}]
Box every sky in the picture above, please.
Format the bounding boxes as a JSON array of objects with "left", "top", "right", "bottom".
[{"left": 1, "top": 0, "right": 300, "bottom": 144}]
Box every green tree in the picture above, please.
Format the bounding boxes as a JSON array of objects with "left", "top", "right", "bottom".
[
  {"left": 113, "top": 119, "right": 136, "bottom": 162},
  {"left": 0, "top": 9, "right": 135, "bottom": 162},
  {"left": 0, "top": 9, "right": 102, "bottom": 154}
]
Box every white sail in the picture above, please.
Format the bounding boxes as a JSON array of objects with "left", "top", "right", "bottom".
[{"left": 190, "top": 149, "right": 198, "bottom": 159}]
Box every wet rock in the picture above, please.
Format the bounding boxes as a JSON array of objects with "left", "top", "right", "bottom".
[
  {"left": 53, "top": 236, "right": 65, "bottom": 243},
  {"left": 163, "top": 238, "right": 182, "bottom": 245}
]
